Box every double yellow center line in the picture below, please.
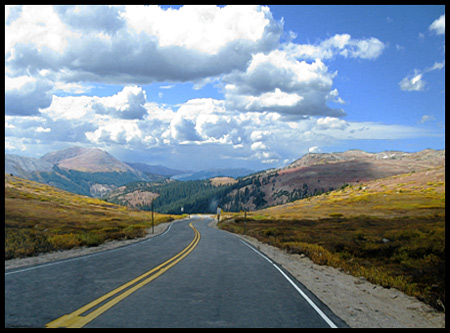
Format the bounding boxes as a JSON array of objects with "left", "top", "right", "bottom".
[{"left": 46, "top": 221, "right": 200, "bottom": 328}]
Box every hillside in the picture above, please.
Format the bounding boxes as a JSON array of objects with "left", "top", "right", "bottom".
[
  {"left": 251, "top": 165, "right": 445, "bottom": 219},
  {"left": 219, "top": 166, "right": 445, "bottom": 311},
  {"left": 5, "top": 174, "right": 179, "bottom": 260},
  {"left": 220, "top": 148, "right": 445, "bottom": 211},
  {"left": 102, "top": 148, "right": 445, "bottom": 214},
  {"left": 104, "top": 179, "right": 233, "bottom": 214},
  {"left": 5, "top": 147, "right": 150, "bottom": 197},
  {"left": 41, "top": 147, "right": 139, "bottom": 173}
]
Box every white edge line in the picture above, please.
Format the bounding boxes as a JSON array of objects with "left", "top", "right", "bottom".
[
  {"left": 240, "top": 240, "right": 338, "bottom": 328},
  {"left": 5, "top": 221, "right": 177, "bottom": 276}
]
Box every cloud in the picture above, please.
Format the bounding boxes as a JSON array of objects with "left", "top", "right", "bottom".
[
  {"left": 399, "top": 71, "right": 426, "bottom": 92},
  {"left": 120, "top": 5, "right": 275, "bottom": 55},
  {"left": 54, "top": 5, "right": 125, "bottom": 35},
  {"left": 5, "top": 5, "right": 79, "bottom": 56},
  {"left": 429, "top": 14, "right": 445, "bottom": 35},
  {"left": 5, "top": 5, "right": 282, "bottom": 85},
  {"left": 85, "top": 119, "right": 143, "bottom": 145},
  {"left": 399, "top": 60, "right": 444, "bottom": 92},
  {"left": 419, "top": 115, "right": 436, "bottom": 124},
  {"left": 308, "top": 146, "right": 321, "bottom": 153},
  {"left": 93, "top": 86, "right": 148, "bottom": 120},
  {"left": 223, "top": 50, "right": 345, "bottom": 118},
  {"left": 5, "top": 5, "right": 435, "bottom": 170},
  {"left": 286, "top": 33, "right": 385, "bottom": 60},
  {"left": 425, "top": 60, "right": 445, "bottom": 72},
  {"left": 5, "top": 75, "right": 53, "bottom": 116},
  {"left": 316, "top": 117, "right": 349, "bottom": 130},
  {"left": 40, "top": 95, "right": 95, "bottom": 120}
]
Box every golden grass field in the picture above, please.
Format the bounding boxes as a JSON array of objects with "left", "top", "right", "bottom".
[
  {"left": 219, "top": 166, "right": 445, "bottom": 311},
  {"left": 5, "top": 174, "right": 181, "bottom": 260}
]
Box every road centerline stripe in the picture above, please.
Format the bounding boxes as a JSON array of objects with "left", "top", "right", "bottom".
[{"left": 46, "top": 221, "right": 200, "bottom": 328}]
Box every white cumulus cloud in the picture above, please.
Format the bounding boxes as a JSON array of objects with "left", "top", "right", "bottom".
[{"left": 429, "top": 14, "right": 445, "bottom": 35}]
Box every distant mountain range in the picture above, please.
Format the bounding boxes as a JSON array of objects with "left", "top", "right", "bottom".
[
  {"left": 219, "top": 148, "right": 445, "bottom": 211},
  {"left": 125, "top": 162, "right": 185, "bottom": 181},
  {"left": 5, "top": 147, "right": 150, "bottom": 197},
  {"left": 5, "top": 146, "right": 445, "bottom": 210},
  {"left": 4, "top": 146, "right": 255, "bottom": 198},
  {"left": 171, "top": 168, "right": 254, "bottom": 181},
  {"left": 222, "top": 149, "right": 445, "bottom": 211},
  {"left": 102, "top": 148, "right": 445, "bottom": 213}
]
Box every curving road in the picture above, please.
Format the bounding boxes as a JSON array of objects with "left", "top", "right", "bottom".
[{"left": 5, "top": 216, "right": 347, "bottom": 328}]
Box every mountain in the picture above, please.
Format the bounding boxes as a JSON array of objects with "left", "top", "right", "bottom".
[
  {"left": 171, "top": 168, "right": 254, "bottom": 181},
  {"left": 125, "top": 162, "right": 185, "bottom": 181},
  {"left": 5, "top": 154, "right": 54, "bottom": 179},
  {"left": 286, "top": 149, "right": 444, "bottom": 170},
  {"left": 41, "top": 147, "right": 141, "bottom": 174},
  {"left": 5, "top": 147, "right": 150, "bottom": 198},
  {"left": 219, "top": 148, "right": 445, "bottom": 211},
  {"left": 105, "top": 149, "right": 444, "bottom": 213}
]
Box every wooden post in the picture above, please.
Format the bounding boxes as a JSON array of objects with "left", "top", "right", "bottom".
[
  {"left": 151, "top": 200, "right": 154, "bottom": 234},
  {"left": 244, "top": 210, "right": 247, "bottom": 235}
]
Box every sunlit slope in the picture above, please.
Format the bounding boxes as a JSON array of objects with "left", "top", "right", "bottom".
[
  {"left": 257, "top": 166, "right": 445, "bottom": 220},
  {"left": 219, "top": 166, "right": 445, "bottom": 311},
  {"left": 5, "top": 174, "right": 179, "bottom": 259}
]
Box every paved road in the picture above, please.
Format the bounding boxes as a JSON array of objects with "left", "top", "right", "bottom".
[{"left": 5, "top": 216, "right": 347, "bottom": 328}]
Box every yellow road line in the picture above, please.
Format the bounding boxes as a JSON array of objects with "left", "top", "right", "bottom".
[{"left": 46, "top": 221, "right": 200, "bottom": 328}]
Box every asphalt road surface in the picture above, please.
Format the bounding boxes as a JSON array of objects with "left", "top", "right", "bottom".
[{"left": 5, "top": 216, "right": 347, "bottom": 328}]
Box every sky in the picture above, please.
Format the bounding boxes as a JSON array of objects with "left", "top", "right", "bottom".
[{"left": 5, "top": 5, "right": 445, "bottom": 171}]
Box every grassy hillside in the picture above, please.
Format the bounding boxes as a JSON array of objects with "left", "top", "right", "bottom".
[
  {"left": 219, "top": 166, "right": 445, "bottom": 311},
  {"left": 5, "top": 174, "right": 180, "bottom": 260},
  {"left": 220, "top": 149, "right": 444, "bottom": 211}
]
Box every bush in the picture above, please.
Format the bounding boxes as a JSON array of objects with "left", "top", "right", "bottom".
[
  {"left": 49, "top": 233, "right": 81, "bottom": 250},
  {"left": 78, "top": 232, "right": 105, "bottom": 247},
  {"left": 5, "top": 229, "right": 54, "bottom": 259}
]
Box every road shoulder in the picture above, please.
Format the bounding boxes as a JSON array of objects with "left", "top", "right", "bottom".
[{"left": 209, "top": 219, "right": 445, "bottom": 328}]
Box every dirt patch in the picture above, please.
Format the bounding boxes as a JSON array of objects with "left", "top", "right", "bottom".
[
  {"left": 210, "top": 177, "right": 238, "bottom": 187},
  {"left": 210, "top": 219, "right": 445, "bottom": 328}
]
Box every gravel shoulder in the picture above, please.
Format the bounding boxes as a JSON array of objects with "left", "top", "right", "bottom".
[
  {"left": 5, "top": 217, "right": 445, "bottom": 328},
  {"left": 210, "top": 220, "right": 445, "bottom": 328}
]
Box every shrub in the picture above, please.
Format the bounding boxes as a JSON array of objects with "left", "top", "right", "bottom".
[
  {"left": 49, "top": 233, "right": 81, "bottom": 250},
  {"left": 78, "top": 232, "right": 105, "bottom": 247},
  {"left": 5, "top": 229, "right": 54, "bottom": 259}
]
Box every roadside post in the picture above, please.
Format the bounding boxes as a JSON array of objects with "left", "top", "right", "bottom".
[
  {"left": 244, "top": 209, "right": 247, "bottom": 235},
  {"left": 151, "top": 200, "right": 154, "bottom": 234},
  {"left": 217, "top": 207, "right": 221, "bottom": 223}
]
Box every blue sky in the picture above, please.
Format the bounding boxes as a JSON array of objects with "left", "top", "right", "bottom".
[{"left": 5, "top": 5, "right": 445, "bottom": 171}]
